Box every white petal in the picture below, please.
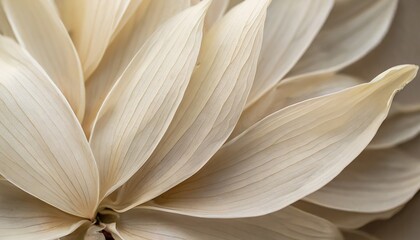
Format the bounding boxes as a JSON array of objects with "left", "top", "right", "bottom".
[
  {"left": 0, "top": 37, "right": 99, "bottom": 218},
  {"left": 89, "top": 1, "right": 210, "bottom": 199},
  {"left": 247, "top": 0, "right": 333, "bottom": 104},
  {"left": 3, "top": 0, "right": 85, "bottom": 121},
  {"left": 0, "top": 181, "right": 88, "bottom": 240},
  {"left": 112, "top": 207, "right": 342, "bottom": 240},
  {"left": 146, "top": 65, "right": 418, "bottom": 218},
  {"left": 106, "top": 0, "right": 269, "bottom": 212},
  {"left": 289, "top": 0, "right": 397, "bottom": 77},
  {"left": 83, "top": 0, "right": 190, "bottom": 137},
  {"left": 204, "top": 0, "right": 228, "bottom": 30}
]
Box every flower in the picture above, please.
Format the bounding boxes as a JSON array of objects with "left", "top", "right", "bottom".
[{"left": 0, "top": 0, "right": 418, "bottom": 239}]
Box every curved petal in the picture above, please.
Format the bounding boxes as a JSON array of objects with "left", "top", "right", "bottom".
[
  {"left": 56, "top": 0, "right": 131, "bottom": 77},
  {"left": 83, "top": 0, "right": 190, "bottom": 137},
  {"left": 288, "top": 0, "right": 397, "bottom": 77},
  {"left": 204, "top": 0, "right": 228, "bottom": 30},
  {"left": 247, "top": 0, "right": 333, "bottom": 104},
  {"left": 305, "top": 148, "right": 420, "bottom": 212},
  {"left": 106, "top": 0, "right": 269, "bottom": 212},
  {"left": 0, "top": 180, "right": 88, "bottom": 240},
  {"left": 60, "top": 223, "right": 105, "bottom": 240},
  {"left": 147, "top": 65, "right": 418, "bottom": 218},
  {"left": 232, "top": 73, "right": 361, "bottom": 138},
  {"left": 90, "top": 1, "right": 210, "bottom": 199},
  {"left": 0, "top": 4, "right": 13, "bottom": 38},
  {"left": 111, "top": 207, "right": 342, "bottom": 240},
  {"left": 3, "top": 0, "right": 85, "bottom": 121},
  {"left": 0, "top": 37, "right": 99, "bottom": 219},
  {"left": 295, "top": 201, "right": 402, "bottom": 230}
]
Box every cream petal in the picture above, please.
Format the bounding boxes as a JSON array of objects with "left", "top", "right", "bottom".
[
  {"left": 106, "top": 0, "right": 269, "bottom": 212},
  {"left": 83, "top": 0, "right": 190, "bottom": 137},
  {"left": 0, "top": 181, "right": 88, "bottom": 240},
  {"left": 0, "top": 37, "right": 99, "bottom": 218},
  {"left": 305, "top": 148, "right": 420, "bottom": 212},
  {"left": 56, "top": 0, "right": 131, "bottom": 77},
  {"left": 3, "top": 0, "right": 85, "bottom": 121},
  {"left": 295, "top": 201, "right": 402, "bottom": 230},
  {"left": 146, "top": 65, "right": 417, "bottom": 218},
  {"left": 288, "top": 0, "right": 397, "bottom": 77},
  {"left": 232, "top": 73, "right": 361, "bottom": 138},
  {"left": 89, "top": 1, "right": 209, "bottom": 199},
  {"left": 247, "top": 0, "right": 333, "bottom": 104},
  {"left": 204, "top": 0, "right": 229, "bottom": 30},
  {"left": 111, "top": 207, "right": 342, "bottom": 240}
]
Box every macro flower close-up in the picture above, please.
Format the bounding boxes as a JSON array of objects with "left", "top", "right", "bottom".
[{"left": 0, "top": 0, "right": 419, "bottom": 239}]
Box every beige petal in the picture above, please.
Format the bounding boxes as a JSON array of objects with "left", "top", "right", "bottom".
[
  {"left": 0, "top": 181, "right": 88, "bottom": 240},
  {"left": 295, "top": 201, "right": 402, "bottom": 230},
  {"left": 344, "top": 0, "right": 420, "bottom": 107},
  {"left": 111, "top": 207, "right": 342, "bottom": 240},
  {"left": 3, "top": 0, "right": 85, "bottom": 121},
  {"left": 90, "top": 1, "right": 209, "bottom": 199},
  {"left": 57, "top": 0, "right": 131, "bottom": 77},
  {"left": 0, "top": 3, "right": 13, "bottom": 38},
  {"left": 368, "top": 106, "right": 420, "bottom": 149},
  {"left": 342, "top": 230, "right": 379, "bottom": 240},
  {"left": 83, "top": 0, "right": 190, "bottom": 137},
  {"left": 204, "top": 0, "right": 228, "bottom": 30},
  {"left": 0, "top": 37, "right": 99, "bottom": 218},
  {"left": 147, "top": 65, "right": 418, "bottom": 218},
  {"left": 232, "top": 73, "right": 361, "bottom": 138},
  {"left": 363, "top": 193, "right": 420, "bottom": 240},
  {"left": 305, "top": 148, "right": 420, "bottom": 213},
  {"left": 106, "top": 0, "right": 269, "bottom": 212},
  {"left": 60, "top": 223, "right": 106, "bottom": 240},
  {"left": 288, "top": 0, "right": 397, "bottom": 78},
  {"left": 247, "top": 0, "right": 333, "bottom": 104},
  {"left": 399, "top": 134, "right": 420, "bottom": 158}
]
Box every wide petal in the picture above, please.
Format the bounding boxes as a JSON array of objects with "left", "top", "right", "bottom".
[
  {"left": 288, "top": 0, "right": 397, "bottom": 77},
  {"left": 106, "top": 0, "right": 269, "bottom": 212},
  {"left": 89, "top": 1, "right": 209, "bottom": 199},
  {"left": 83, "top": 0, "right": 190, "bottom": 137},
  {"left": 247, "top": 0, "right": 333, "bottom": 104},
  {"left": 3, "top": 0, "right": 85, "bottom": 121},
  {"left": 146, "top": 65, "right": 418, "bottom": 218},
  {"left": 0, "top": 37, "right": 99, "bottom": 218},
  {"left": 110, "top": 207, "right": 342, "bottom": 240},
  {"left": 0, "top": 180, "right": 88, "bottom": 240},
  {"left": 232, "top": 73, "right": 361, "bottom": 138}
]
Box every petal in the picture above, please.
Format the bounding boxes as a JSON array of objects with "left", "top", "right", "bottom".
[
  {"left": 344, "top": 0, "right": 420, "bottom": 106},
  {"left": 204, "top": 0, "right": 228, "bottom": 30},
  {"left": 288, "top": 0, "right": 397, "bottom": 77},
  {"left": 83, "top": 0, "right": 190, "bottom": 137},
  {"left": 147, "top": 65, "right": 418, "bottom": 218},
  {"left": 57, "top": 0, "right": 131, "bottom": 77},
  {"left": 368, "top": 105, "right": 420, "bottom": 149},
  {"left": 0, "top": 3, "right": 13, "bottom": 38},
  {"left": 363, "top": 193, "right": 420, "bottom": 240},
  {"left": 0, "top": 37, "right": 99, "bottom": 218},
  {"left": 89, "top": 1, "right": 210, "bottom": 199},
  {"left": 111, "top": 207, "right": 342, "bottom": 240},
  {"left": 0, "top": 180, "right": 88, "bottom": 240},
  {"left": 3, "top": 0, "right": 85, "bottom": 121},
  {"left": 106, "top": 0, "right": 269, "bottom": 212},
  {"left": 232, "top": 73, "right": 361, "bottom": 138},
  {"left": 342, "top": 230, "right": 379, "bottom": 240},
  {"left": 60, "top": 223, "right": 105, "bottom": 240},
  {"left": 305, "top": 148, "right": 420, "bottom": 212},
  {"left": 295, "top": 201, "right": 402, "bottom": 230},
  {"left": 247, "top": 0, "right": 333, "bottom": 104}
]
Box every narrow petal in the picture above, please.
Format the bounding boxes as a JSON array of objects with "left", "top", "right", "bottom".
[
  {"left": 288, "top": 0, "right": 397, "bottom": 77},
  {"left": 204, "top": 0, "right": 228, "bottom": 30},
  {"left": 83, "top": 0, "right": 190, "bottom": 137},
  {"left": 106, "top": 0, "right": 269, "bottom": 212},
  {"left": 57, "top": 0, "right": 131, "bottom": 77},
  {"left": 0, "top": 37, "right": 99, "bottom": 218},
  {"left": 3, "top": 0, "right": 85, "bottom": 121},
  {"left": 147, "top": 65, "right": 418, "bottom": 218},
  {"left": 247, "top": 0, "right": 333, "bottom": 104},
  {"left": 305, "top": 148, "right": 420, "bottom": 212},
  {"left": 368, "top": 105, "right": 420, "bottom": 149},
  {"left": 90, "top": 1, "right": 210, "bottom": 199},
  {"left": 0, "top": 180, "right": 88, "bottom": 240},
  {"left": 295, "top": 201, "right": 402, "bottom": 230},
  {"left": 232, "top": 73, "right": 361, "bottom": 138},
  {"left": 111, "top": 207, "right": 342, "bottom": 240}
]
